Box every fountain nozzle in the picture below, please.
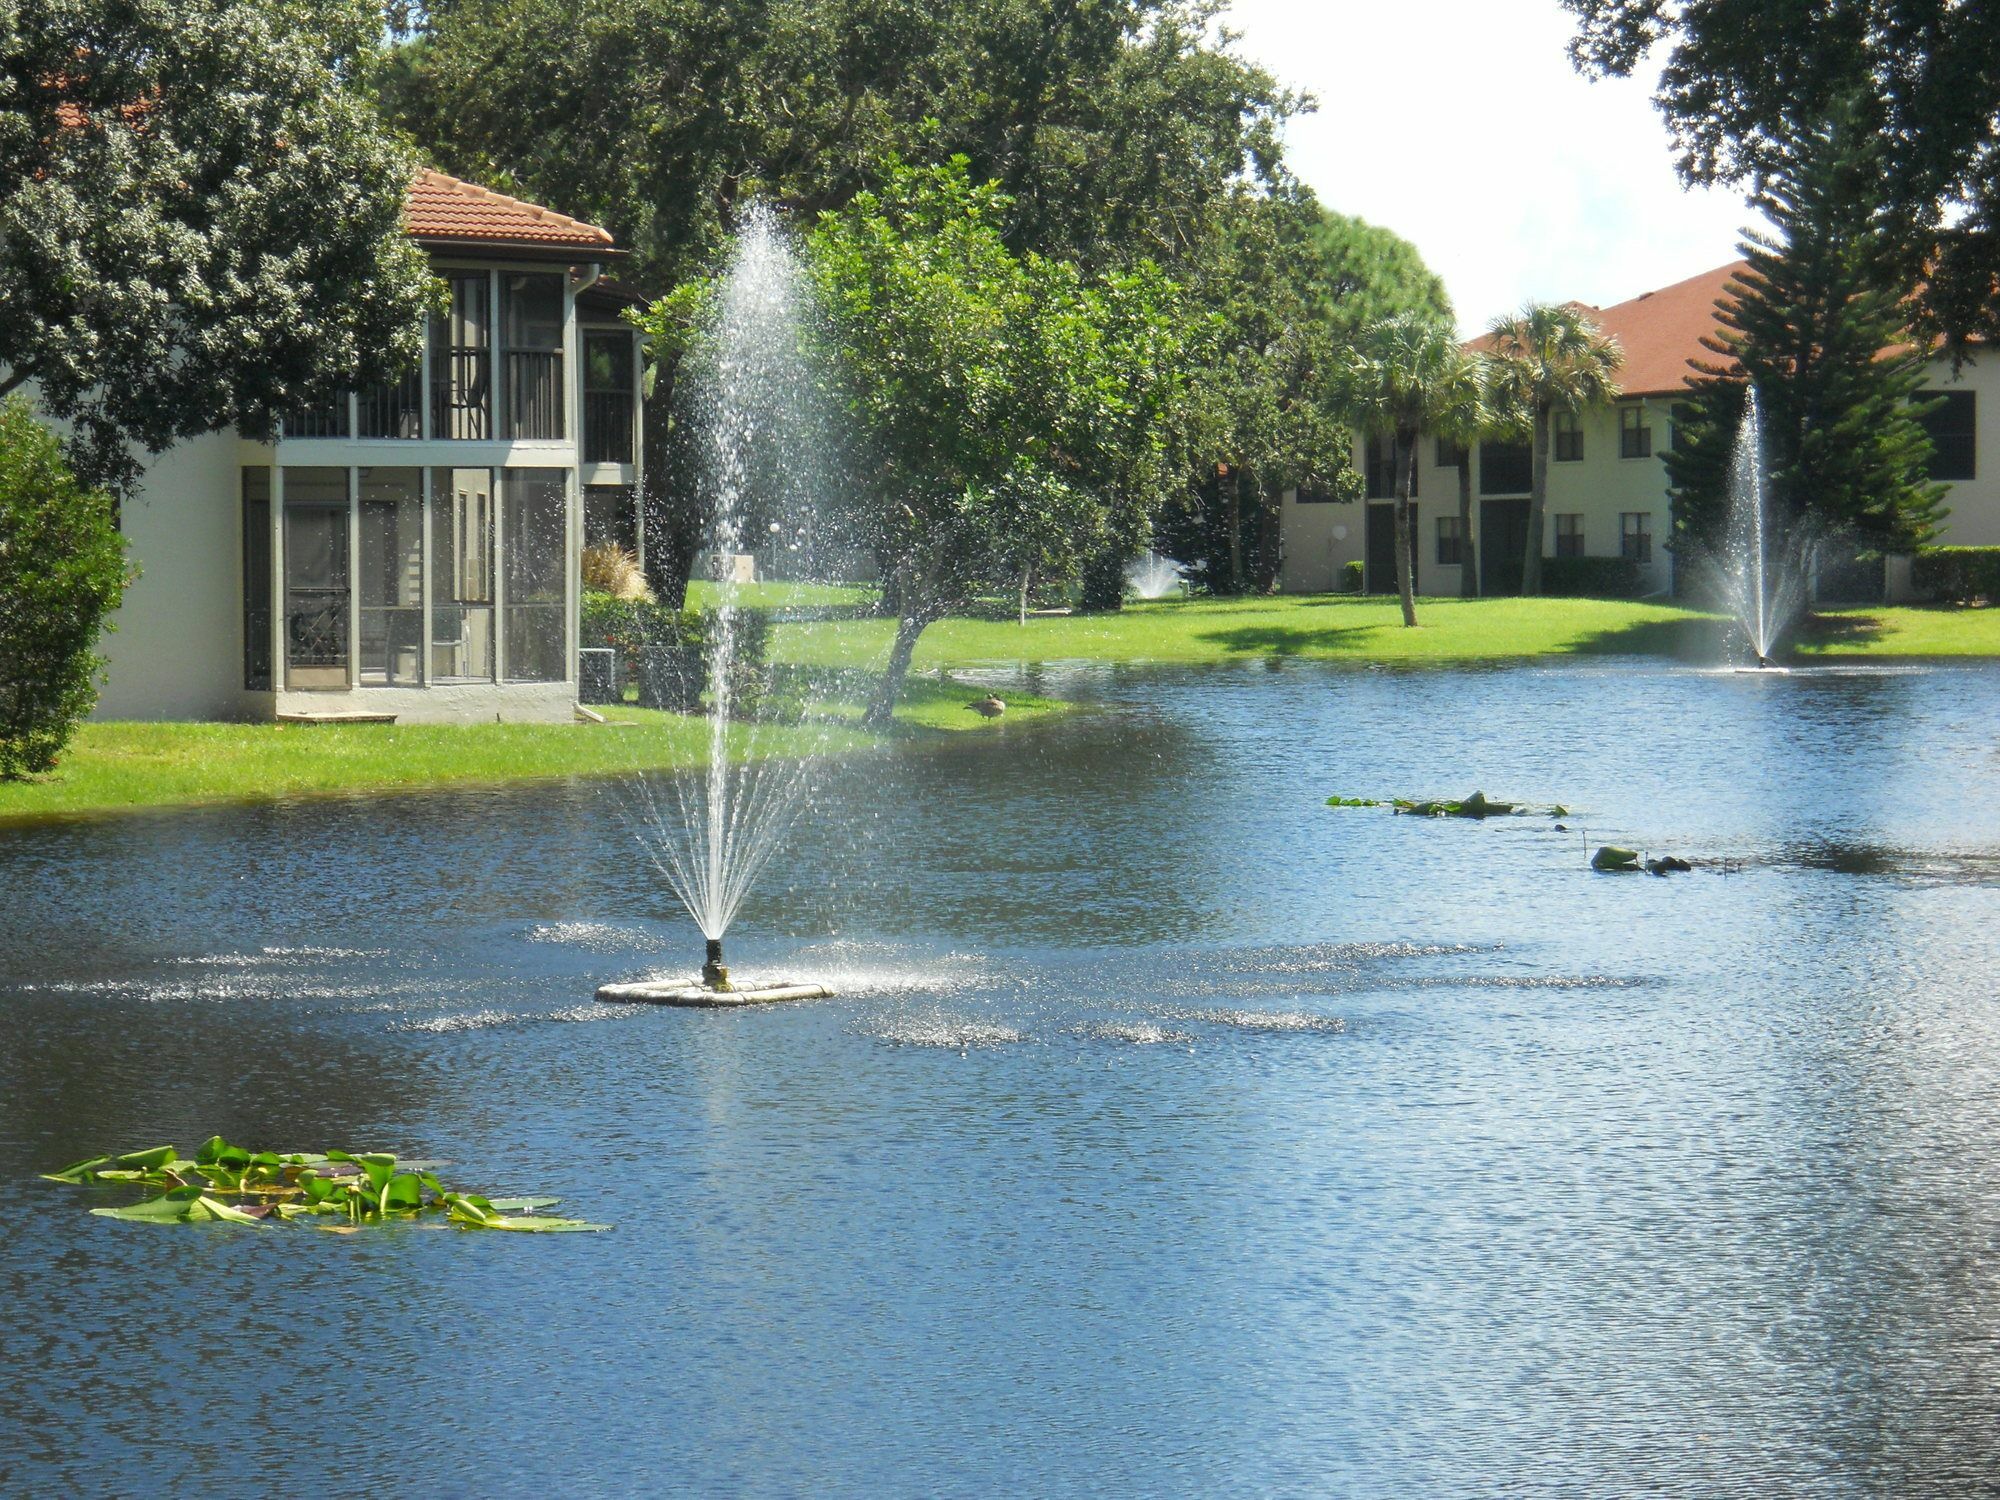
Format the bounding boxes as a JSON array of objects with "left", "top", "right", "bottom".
[{"left": 702, "top": 937, "right": 733, "bottom": 992}]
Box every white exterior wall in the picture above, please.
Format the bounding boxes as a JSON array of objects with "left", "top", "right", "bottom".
[
  {"left": 1281, "top": 362, "right": 2000, "bottom": 596},
  {"left": 95, "top": 428, "right": 250, "bottom": 719}
]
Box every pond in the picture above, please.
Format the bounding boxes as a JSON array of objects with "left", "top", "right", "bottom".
[{"left": 2, "top": 658, "right": 1999, "bottom": 1495}]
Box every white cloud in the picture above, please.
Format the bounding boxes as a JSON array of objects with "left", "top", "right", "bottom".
[{"left": 1223, "top": 0, "right": 1754, "bottom": 333}]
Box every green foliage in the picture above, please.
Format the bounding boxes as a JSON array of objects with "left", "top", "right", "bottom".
[
  {"left": 1562, "top": 0, "right": 2000, "bottom": 352},
  {"left": 1341, "top": 559, "right": 1365, "bottom": 593},
  {"left": 800, "top": 158, "right": 1187, "bottom": 718},
  {"left": 0, "top": 400, "right": 128, "bottom": 778},
  {"left": 1665, "top": 102, "right": 1944, "bottom": 558},
  {"left": 1540, "top": 556, "right": 1644, "bottom": 599},
  {"left": 581, "top": 591, "right": 772, "bottom": 714},
  {"left": 1485, "top": 302, "right": 1623, "bottom": 595},
  {"left": 0, "top": 0, "right": 434, "bottom": 490},
  {"left": 1911, "top": 547, "right": 2000, "bottom": 604},
  {"left": 48, "top": 1137, "right": 609, "bottom": 1232},
  {"left": 384, "top": 0, "right": 1293, "bottom": 292}
]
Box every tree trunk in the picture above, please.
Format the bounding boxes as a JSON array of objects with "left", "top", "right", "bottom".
[
  {"left": 1394, "top": 435, "right": 1418, "bottom": 627},
  {"left": 1253, "top": 478, "right": 1283, "bottom": 592},
  {"left": 864, "top": 609, "right": 932, "bottom": 727},
  {"left": 1226, "top": 470, "right": 1243, "bottom": 594},
  {"left": 1523, "top": 402, "right": 1551, "bottom": 595},
  {"left": 1457, "top": 453, "right": 1479, "bottom": 598}
]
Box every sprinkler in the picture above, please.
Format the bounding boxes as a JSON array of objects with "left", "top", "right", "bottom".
[{"left": 702, "top": 937, "right": 733, "bottom": 993}]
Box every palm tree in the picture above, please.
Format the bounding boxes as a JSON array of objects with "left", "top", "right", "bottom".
[
  {"left": 1336, "top": 314, "right": 1481, "bottom": 627},
  {"left": 1485, "top": 304, "right": 1622, "bottom": 595}
]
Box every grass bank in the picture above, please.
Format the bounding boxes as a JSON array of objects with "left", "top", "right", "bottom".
[
  {"left": 778, "top": 594, "right": 2000, "bottom": 668},
  {"left": 0, "top": 672, "right": 1063, "bottom": 823}
]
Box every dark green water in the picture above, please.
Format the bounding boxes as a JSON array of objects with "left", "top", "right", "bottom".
[{"left": 2, "top": 659, "right": 1998, "bottom": 1495}]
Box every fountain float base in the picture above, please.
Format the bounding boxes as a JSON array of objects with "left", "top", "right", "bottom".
[{"left": 596, "top": 978, "right": 835, "bottom": 1008}]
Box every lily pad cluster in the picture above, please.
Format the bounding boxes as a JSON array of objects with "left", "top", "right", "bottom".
[
  {"left": 1326, "top": 790, "right": 1570, "bottom": 820},
  {"left": 45, "top": 1138, "right": 609, "bottom": 1233},
  {"left": 1592, "top": 846, "right": 1693, "bottom": 876}
]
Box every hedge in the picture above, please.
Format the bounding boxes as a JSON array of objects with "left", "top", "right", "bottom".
[
  {"left": 581, "top": 594, "right": 771, "bottom": 713},
  {"left": 1911, "top": 546, "right": 2000, "bottom": 603},
  {"left": 1540, "top": 556, "right": 1644, "bottom": 599},
  {"left": 1340, "top": 559, "right": 1364, "bottom": 593}
]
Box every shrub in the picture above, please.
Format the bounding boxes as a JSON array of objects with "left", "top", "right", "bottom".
[
  {"left": 579, "top": 592, "right": 770, "bottom": 714},
  {"left": 0, "top": 400, "right": 129, "bottom": 777},
  {"left": 1340, "top": 559, "right": 1364, "bottom": 593},
  {"left": 581, "top": 543, "right": 653, "bottom": 602},
  {"left": 1540, "top": 556, "right": 1643, "bottom": 598},
  {"left": 1911, "top": 545, "right": 2000, "bottom": 604}
]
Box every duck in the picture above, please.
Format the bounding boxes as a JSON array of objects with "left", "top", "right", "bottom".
[{"left": 965, "top": 694, "right": 1006, "bottom": 718}]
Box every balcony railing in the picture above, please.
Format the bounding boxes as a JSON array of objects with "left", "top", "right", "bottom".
[
  {"left": 358, "top": 371, "right": 423, "bottom": 440},
  {"left": 431, "top": 348, "right": 492, "bottom": 441},
  {"left": 283, "top": 400, "right": 350, "bottom": 440},
  {"left": 505, "top": 350, "right": 564, "bottom": 440},
  {"left": 584, "top": 390, "right": 635, "bottom": 465}
]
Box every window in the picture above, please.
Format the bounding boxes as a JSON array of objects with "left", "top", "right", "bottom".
[
  {"left": 1620, "top": 511, "right": 1652, "bottom": 564},
  {"left": 1619, "top": 405, "right": 1652, "bottom": 459},
  {"left": 432, "top": 467, "right": 495, "bottom": 682},
  {"left": 242, "top": 469, "right": 272, "bottom": 690},
  {"left": 282, "top": 468, "right": 351, "bottom": 690},
  {"left": 1436, "top": 514, "right": 1463, "bottom": 566},
  {"left": 358, "top": 468, "right": 424, "bottom": 685},
  {"left": 503, "top": 274, "right": 566, "bottom": 440},
  {"left": 1553, "top": 410, "right": 1583, "bottom": 462},
  {"left": 431, "top": 272, "right": 492, "bottom": 441},
  {"left": 1436, "top": 438, "right": 1467, "bottom": 469},
  {"left": 1554, "top": 513, "right": 1584, "bottom": 558},
  {"left": 1668, "top": 403, "right": 1692, "bottom": 451},
  {"left": 502, "top": 469, "right": 569, "bottom": 681},
  {"left": 583, "top": 330, "right": 636, "bottom": 464},
  {"left": 1363, "top": 434, "right": 1413, "bottom": 499},
  {"left": 1479, "top": 439, "right": 1532, "bottom": 495},
  {"left": 1917, "top": 390, "right": 1976, "bottom": 481}
]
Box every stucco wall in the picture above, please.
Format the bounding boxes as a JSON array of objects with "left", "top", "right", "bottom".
[{"left": 96, "top": 430, "right": 251, "bottom": 720}]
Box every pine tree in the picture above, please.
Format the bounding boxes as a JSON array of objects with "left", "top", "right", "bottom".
[{"left": 1666, "top": 99, "right": 1945, "bottom": 561}]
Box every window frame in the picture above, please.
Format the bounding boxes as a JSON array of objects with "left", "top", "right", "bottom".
[
  {"left": 1554, "top": 513, "right": 1584, "bottom": 559},
  {"left": 1435, "top": 513, "right": 1463, "bottom": 566},
  {"left": 1619, "top": 404, "right": 1652, "bottom": 460},
  {"left": 1552, "top": 410, "right": 1584, "bottom": 463},
  {"left": 1620, "top": 510, "right": 1653, "bottom": 564}
]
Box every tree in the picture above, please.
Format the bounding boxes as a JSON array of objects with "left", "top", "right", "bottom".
[
  {"left": 1432, "top": 358, "right": 1497, "bottom": 599},
  {"left": 1485, "top": 305, "right": 1622, "bottom": 595},
  {"left": 799, "top": 160, "right": 1185, "bottom": 721},
  {"left": 1561, "top": 0, "right": 2000, "bottom": 354},
  {"left": 1160, "top": 190, "right": 1444, "bottom": 595},
  {"left": 0, "top": 0, "right": 434, "bottom": 491},
  {"left": 1664, "top": 102, "right": 1945, "bottom": 561},
  {"left": 0, "top": 399, "right": 129, "bottom": 777},
  {"left": 1334, "top": 316, "right": 1485, "bottom": 627}
]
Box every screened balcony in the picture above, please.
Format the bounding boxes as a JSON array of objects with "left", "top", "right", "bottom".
[{"left": 583, "top": 330, "right": 636, "bottom": 464}]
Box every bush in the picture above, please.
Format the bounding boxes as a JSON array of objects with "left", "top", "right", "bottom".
[
  {"left": 1911, "top": 545, "right": 2000, "bottom": 604},
  {"left": 0, "top": 400, "right": 128, "bottom": 777},
  {"left": 1540, "top": 556, "right": 1643, "bottom": 598},
  {"left": 1340, "top": 559, "right": 1364, "bottom": 593},
  {"left": 580, "top": 592, "right": 770, "bottom": 715}
]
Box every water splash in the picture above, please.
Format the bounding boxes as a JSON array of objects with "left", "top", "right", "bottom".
[
  {"left": 1718, "top": 387, "right": 1810, "bottom": 664},
  {"left": 1125, "top": 549, "right": 1185, "bottom": 600},
  {"left": 627, "top": 207, "right": 849, "bottom": 944}
]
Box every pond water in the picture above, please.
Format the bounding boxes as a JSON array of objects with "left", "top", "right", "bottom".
[{"left": 3, "top": 658, "right": 1999, "bottom": 1495}]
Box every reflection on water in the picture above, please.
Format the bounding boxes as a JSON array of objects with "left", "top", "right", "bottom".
[{"left": 2, "top": 658, "right": 1999, "bottom": 1494}]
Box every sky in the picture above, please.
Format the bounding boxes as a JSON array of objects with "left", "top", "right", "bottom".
[{"left": 1224, "top": 0, "right": 1755, "bottom": 334}]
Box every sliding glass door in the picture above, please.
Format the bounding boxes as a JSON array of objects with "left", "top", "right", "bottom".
[
  {"left": 502, "top": 469, "right": 568, "bottom": 682},
  {"left": 431, "top": 467, "right": 496, "bottom": 682},
  {"left": 282, "top": 468, "right": 351, "bottom": 690},
  {"left": 358, "top": 468, "right": 424, "bottom": 684}
]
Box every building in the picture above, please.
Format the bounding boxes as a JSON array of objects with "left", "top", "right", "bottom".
[
  {"left": 78, "top": 169, "right": 646, "bottom": 722},
  {"left": 1280, "top": 262, "right": 1999, "bottom": 597}
]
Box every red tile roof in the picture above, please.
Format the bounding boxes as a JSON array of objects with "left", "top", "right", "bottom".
[
  {"left": 1470, "top": 262, "right": 1746, "bottom": 397},
  {"left": 405, "top": 168, "right": 616, "bottom": 252}
]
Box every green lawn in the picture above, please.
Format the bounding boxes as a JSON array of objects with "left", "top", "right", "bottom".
[
  {"left": 0, "top": 673, "right": 1061, "bottom": 823},
  {"left": 6, "top": 593, "right": 1990, "bottom": 823},
  {"left": 780, "top": 593, "right": 2000, "bottom": 668}
]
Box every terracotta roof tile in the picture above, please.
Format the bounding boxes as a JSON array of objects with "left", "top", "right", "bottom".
[
  {"left": 405, "top": 168, "right": 615, "bottom": 251},
  {"left": 1469, "top": 262, "right": 1747, "bottom": 396}
]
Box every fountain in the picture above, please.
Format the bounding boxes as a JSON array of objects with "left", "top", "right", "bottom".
[
  {"left": 1125, "top": 549, "right": 1185, "bottom": 600},
  {"left": 597, "top": 208, "right": 844, "bottom": 1008},
  {"left": 1716, "top": 386, "right": 1811, "bottom": 668}
]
